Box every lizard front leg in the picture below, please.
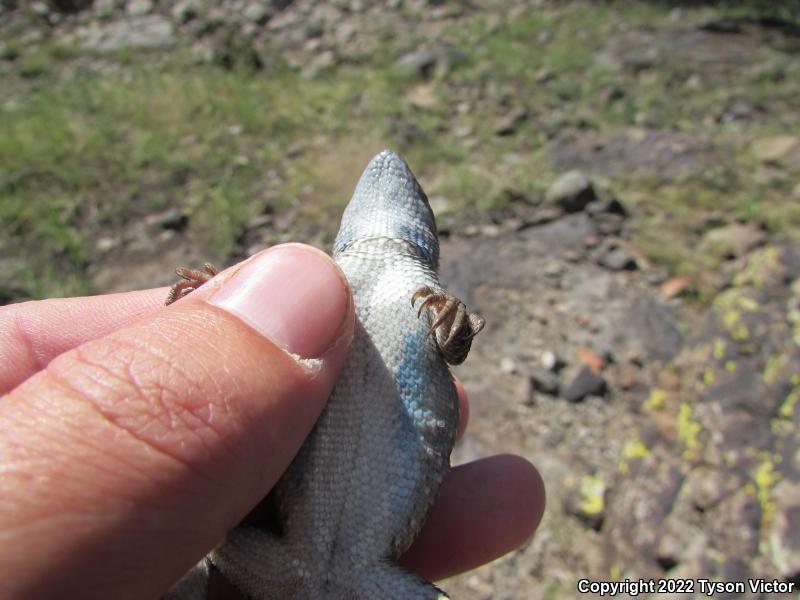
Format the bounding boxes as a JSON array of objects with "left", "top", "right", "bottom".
[
  {"left": 166, "top": 263, "right": 219, "bottom": 305},
  {"left": 412, "top": 286, "right": 485, "bottom": 366}
]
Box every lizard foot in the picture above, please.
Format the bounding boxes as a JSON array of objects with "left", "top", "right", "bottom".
[
  {"left": 412, "top": 286, "right": 485, "bottom": 366},
  {"left": 166, "top": 263, "right": 218, "bottom": 305}
]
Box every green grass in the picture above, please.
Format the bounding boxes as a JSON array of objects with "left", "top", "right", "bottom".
[
  {"left": 1, "top": 60, "right": 400, "bottom": 296},
  {"left": 2, "top": 1, "right": 799, "bottom": 299}
]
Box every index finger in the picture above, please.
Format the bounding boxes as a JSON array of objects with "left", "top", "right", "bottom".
[{"left": 0, "top": 288, "right": 169, "bottom": 394}]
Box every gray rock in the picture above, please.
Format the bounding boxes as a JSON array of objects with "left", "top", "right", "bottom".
[
  {"left": 586, "top": 197, "right": 628, "bottom": 218},
  {"left": 243, "top": 2, "right": 274, "bottom": 25},
  {"left": 529, "top": 366, "right": 560, "bottom": 396},
  {"left": 549, "top": 128, "right": 714, "bottom": 180},
  {"left": 171, "top": 0, "right": 203, "bottom": 23},
  {"left": 562, "top": 366, "right": 606, "bottom": 402},
  {"left": 94, "top": 0, "right": 124, "bottom": 17},
  {"left": 623, "top": 297, "right": 682, "bottom": 362},
  {"left": 495, "top": 110, "right": 528, "bottom": 136},
  {"left": 768, "top": 480, "right": 800, "bottom": 580},
  {"left": 752, "top": 134, "right": 800, "bottom": 164},
  {"left": 392, "top": 45, "right": 466, "bottom": 79},
  {"left": 157, "top": 209, "right": 188, "bottom": 231},
  {"left": 592, "top": 213, "right": 625, "bottom": 236},
  {"left": 79, "top": 15, "right": 175, "bottom": 51},
  {"left": 499, "top": 356, "right": 517, "bottom": 375},
  {"left": 30, "top": 1, "right": 49, "bottom": 15},
  {"left": 700, "top": 222, "right": 767, "bottom": 261},
  {"left": 246, "top": 213, "right": 273, "bottom": 230},
  {"left": 600, "top": 247, "right": 638, "bottom": 271},
  {"left": 516, "top": 206, "right": 562, "bottom": 230},
  {"left": 126, "top": 0, "right": 152, "bottom": 16},
  {"left": 95, "top": 236, "right": 119, "bottom": 253},
  {"left": 546, "top": 170, "right": 597, "bottom": 213},
  {"left": 596, "top": 242, "right": 637, "bottom": 271}
]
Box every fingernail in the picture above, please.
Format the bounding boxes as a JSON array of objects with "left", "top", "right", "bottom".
[{"left": 209, "top": 244, "right": 351, "bottom": 358}]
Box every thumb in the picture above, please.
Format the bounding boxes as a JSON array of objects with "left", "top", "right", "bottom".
[{"left": 0, "top": 244, "right": 354, "bottom": 600}]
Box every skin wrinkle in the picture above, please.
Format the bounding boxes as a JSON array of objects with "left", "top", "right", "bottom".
[
  {"left": 2, "top": 399, "right": 163, "bottom": 540},
  {"left": 0, "top": 510, "right": 120, "bottom": 550},
  {"left": 63, "top": 341, "right": 225, "bottom": 480},
  {"left": 11, "top": 307, "right": 50, "bottom": 369},
  {"left": 38, "top": 353, "right": 207, "bottom": 508},
  {"left": 152, "top": 328, "right": 254, "bottom": 465},
  {"left": 34, "top": 363, "right": 193, "bottom": 490},
  {"left": 98, "top": 315, "right": 233, "bottom": 433},
  {"left": 12, "top": 370, "right": 239, "bottom": 572},
  {"left": 149, "top": 324, "right": 248, "bottom": 456},
  {"left": 1, "top": 309, "right": 42, "bottom": 394},
  {"left": 128, "top": 310, "right": 247, "bottom": 440}
]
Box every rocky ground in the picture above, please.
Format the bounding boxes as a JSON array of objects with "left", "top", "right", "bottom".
[{"left": 2, "top": 1, "right": 800, "bottom": 598}]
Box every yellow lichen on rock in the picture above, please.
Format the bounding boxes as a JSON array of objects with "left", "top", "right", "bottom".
[
  {"left": 578, "top": 475, "right": 606, "bottom": 517},
  {"left": 678, "top": 403, "right": 702, "bottom": 461},
  {"left": 754, "top": 453, "right": 781, "bottom": 531}
]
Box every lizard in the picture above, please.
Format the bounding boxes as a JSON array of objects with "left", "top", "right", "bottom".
[{"left": 164, "top": 150, "right": 485, "bottom": 599}]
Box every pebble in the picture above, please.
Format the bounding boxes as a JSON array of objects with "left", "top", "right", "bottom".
[
  {"left": 499, "top": 356, "right": 517, "bottom": 375},
  {"left": 529, "top": 366, "right": 560, "bottom": 395},
  {"left": 541, "top": 349, "right": 563, "bottom": 372},
  {"left": 562, "top": 367, "right": 607, "bottom": 402},
  {"left": 546, "top": 170, "right": 597, "bottom": 213}
]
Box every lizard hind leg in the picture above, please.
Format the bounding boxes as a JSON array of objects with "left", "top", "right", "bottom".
[
  {"left": 162, "top": 557, "right": 212, "bottom": 600},
  {"left": 209, "top": 527, "right": 449, "bottom": 599},
  {"left": 208, "top": 527, "right": 307, "bottom": 600},
  {"left": 334, "top": 563, "right": 450, "bottom": 600}
]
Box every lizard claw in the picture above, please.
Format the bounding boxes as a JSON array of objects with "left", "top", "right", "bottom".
[
  {"left": 412, "top": 286, "right": 485, "bottom": 365},
  {"left": 166, "top": 263, "right": 219, "bottom": 305}
]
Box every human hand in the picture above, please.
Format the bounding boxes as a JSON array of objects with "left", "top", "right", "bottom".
[{"left": 0, "top": 244, "right": 544, "bottom": 599}]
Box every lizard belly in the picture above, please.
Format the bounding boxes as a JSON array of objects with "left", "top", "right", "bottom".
[{"left": 274, "top": 246, "right": 458, "bottom": 579}]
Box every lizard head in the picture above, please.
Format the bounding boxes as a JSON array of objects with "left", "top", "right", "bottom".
[{"left": 333, "top": 150, "right": 439, "bottom": 267}]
